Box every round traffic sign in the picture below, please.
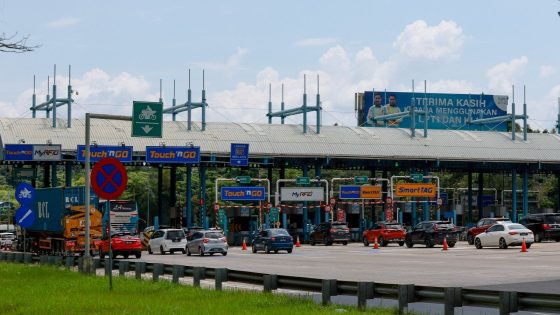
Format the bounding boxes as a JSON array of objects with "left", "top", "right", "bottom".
[
  {"left": 437, "top": 198, "right": 443, "bottom": 206},
  {"left": 15, "top": 205, "right": 35, "bottom": 228},
  {"left": 214, "top": 203, "right": 220, "bottom": 211},
  {"left": 386, "top": 196, "right": 393, "bottom": 204},
  {"left": 91, "top": 157, "right": 128, "bottom": 200},
  {"left": 15, "top": 182, "right": 35, "bottom": 206}
]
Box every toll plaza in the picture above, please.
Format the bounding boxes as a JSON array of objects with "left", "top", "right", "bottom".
[{"left": 1, "top": 69, "right": 560, "bottom": 244}]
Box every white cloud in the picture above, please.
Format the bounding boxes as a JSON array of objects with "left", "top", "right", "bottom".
[
  {"left": 394, "top": 20, "right": 464, "bottom": 60},
  {"left": 47, "top": 17, "right": 80, "bottom": 28},
  {"left": 295, "top": 37, "right": 338, "bottom": 47},
  {"left": 539, "top": 65, "right": 556, "bottom": 78},
  {"left": 486, "top": 56, "right": 528, "bottom": 94},
  {"left": 198, "top": 48, "right": 248, "bottom": 76}
]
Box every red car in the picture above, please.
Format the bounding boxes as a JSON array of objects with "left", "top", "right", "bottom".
[
  {"left": 467, "top": 217, "right": 511, "bottom": 245},
  {"left": 362, "top": 221, "right": 406, "bottom": 247},
  {"left": 98, "top": 232, "right": 142, "bottom": 259}
]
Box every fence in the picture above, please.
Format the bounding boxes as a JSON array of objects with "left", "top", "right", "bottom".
[{"left": 1, "top": 251, "right": 559, "bottom": 315}]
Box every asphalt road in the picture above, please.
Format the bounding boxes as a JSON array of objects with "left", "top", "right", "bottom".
[{"left": 135, "top": 240, "right": 560, "bottom": 294}]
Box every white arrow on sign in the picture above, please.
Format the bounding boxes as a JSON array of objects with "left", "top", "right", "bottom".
[
  {"left": 19, "top": 209, "right": 33, "bottom": 224},
  {"left": 141, "top": 125, "right": 153, "bottom": 134}
]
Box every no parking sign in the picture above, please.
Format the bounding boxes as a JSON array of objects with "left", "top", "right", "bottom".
[{"left": 91, "top": 158, "right": 128, "bottom": 200}]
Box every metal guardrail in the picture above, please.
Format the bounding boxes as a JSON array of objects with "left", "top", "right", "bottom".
[{"left": 1, "top": 251, "right": 559, "bottom": 315}]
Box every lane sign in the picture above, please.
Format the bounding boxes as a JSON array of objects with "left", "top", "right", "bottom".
[
  {"left": 132, "top": 101, "right": 163, "bottom": 138},
  {"left": 91, "top": 158, "right": 128, "bottom": 200},
  {"left": 15, "top": 182, "right": 35, "bottom": 205}
]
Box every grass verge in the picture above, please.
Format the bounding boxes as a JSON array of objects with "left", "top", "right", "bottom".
[{"left": 0, "top": 263, "right": 402, "bottom": 315}]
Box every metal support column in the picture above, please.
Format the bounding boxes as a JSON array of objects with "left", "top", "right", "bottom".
[
  {"left": 170, "top": 166, "right": 177, "bottom": 226},
  {"left": 51, "top": 163, "right": 57, "bottom": 188},
  {"left": 200, "top": 163, "right": 207, "bottom": 229},
  {"left": 186, "top": 165, "right": 192, "bottom": 227},
  {"left": 157, "top": 165, "right": 163, "bottom": 223},
  {"left": 512, "top": 169, "right": 517, "bottom": 223},
  {"left": 477, "top": 172, "right": 484, "bottom": 221},
  {"left": 467, "top": 171, "right": 473, "bottom": 224},
  {"left": 423, "top": 167, "right": 429, "bottom": 221},
  {"left": 43, "top": 164, "right": 51, "bottom": 187},
  {"left": 65, "top": 162, "right": 72, "bottom": 187},
  {"left": 523, "top": 169, "right": 529, "bottom": 218},
  {"left": 382, "top": 170, "right": 388, "bottom": 222},
  {"left": 302, "top": 164, "right": 309, "bottom": 241},
  {"left": 315, "top": 162, "right": 321, "bottom": 225}
]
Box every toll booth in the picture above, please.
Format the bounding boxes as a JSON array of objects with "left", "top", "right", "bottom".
[
  {"left": 283, "top": 204, "right": 304, "bottom": 241},
  {"left": 224, "top": 206, "right": 259, "bottom": 246}
]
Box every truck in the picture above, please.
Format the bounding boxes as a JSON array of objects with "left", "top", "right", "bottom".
[{"left": 16, "top": 186, "right": 102, "bottom": 256}]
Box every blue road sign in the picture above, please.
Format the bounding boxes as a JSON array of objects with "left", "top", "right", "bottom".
[
  {"left": 77, "top": 145, "right": 133, "bottom": 162},
  {"left": 146, "top": 146, "right": 201, "bottom": 164},
  {"left": 339, "top": 185, "right": 361, "bottom": 199},
  {"left": 221, "top": 186, "right": 266, "bottom": 201},
  {"left": 15, "top": 206, "right": 35, "bottom": 228},
  {"left": 15, "top": 182, "right": 35, "bottom": 205},
  {"left": 4, "top": 144, "right": 34, "bottom": 161},
  {"left": 230, "top": 143, "right": 249, "bottom": 167}
]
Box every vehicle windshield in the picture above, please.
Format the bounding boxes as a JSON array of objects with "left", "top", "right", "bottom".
[
  {"left": 205, "top": 232, "right": 225, "bottom": 239},
  {"left": 544, "top": 216, "right": 560, "bottom": 224},
  {"left": 436, "top": 223, "right": 455, "bottom": 229},
  {"left": 332, "top": 224, "right": 348, "bottom": 230},
  {"left": 385, "top": 224, "right": 402, "bottom": 229},
  {"left": 270, "top": 229, "right": 289, "bottom": 236},
  {"left": 167, "top": 230, "right": 185, "bottom": 238},
  {"left": 508, "top": 224, "right": 527, "bottom": 230},
  {"left": 0, "top": 233, "right": 15, "bottom": 239}
]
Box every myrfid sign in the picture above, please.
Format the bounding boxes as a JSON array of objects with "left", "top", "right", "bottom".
[{"left": 360, "top": 91, "right": 508, "bottom": 131}]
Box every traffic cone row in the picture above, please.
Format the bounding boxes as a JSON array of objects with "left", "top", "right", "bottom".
[
  {"left": 521, "top": 238, "right": 528, "bottom": 253},
  {"left": 442, "top": 237, "right": 448, "bottom": 251},
  {"left": 295, "top": 236, "right": 301, "bottom": 247},
  {"left": 373, "top": 236, "right": 379, "bottom": 249},
  {"left": 242, "top": 238, "right": 247, "bottom": 250}
]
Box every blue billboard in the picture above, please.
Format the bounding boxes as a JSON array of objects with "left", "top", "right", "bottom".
[
  {"left": 221, "top": 186, "right": 266, "bottom": 201},
  {"left": 146, "top": 146, "right": 200, "bottom": 164},
  {"left": 339, "top": 185, "right": 361, "bottom": 199},
  {"left": 77, "top": 145, "right": 133, "bottom": 162},
  {"left": 362, "top": 91, "right": 508, "bottom": 131},
  {"left": 4, "top": 144, "right": 34, "bottom": 161},
  {"left": 230, "top": 143, "right": 249, "bottom": 167}
]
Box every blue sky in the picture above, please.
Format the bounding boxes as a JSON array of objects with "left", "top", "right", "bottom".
[{"left": 1, "top": 1, "right": 559, "bottom": 131}]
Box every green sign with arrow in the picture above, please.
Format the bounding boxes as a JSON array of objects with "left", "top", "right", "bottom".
[{"left": 132, "top": 101, "right": 163, "bottom": 138}]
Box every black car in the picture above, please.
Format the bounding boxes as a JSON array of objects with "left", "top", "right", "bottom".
[
  {"left": 519, "top": 213, "right": 560, "bottom": 242},
  {"left": 309, "top": 222, "right": 351, "bottom": 246},
  {"left": 405, "top": 221, "right": 459, "bottom": 248},
  {"left": 251, "top": 228, "right": 294, "bottom": 254}
]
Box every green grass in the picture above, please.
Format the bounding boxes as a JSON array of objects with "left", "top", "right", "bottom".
[{"left": 0, "top": 263, "right": 401, "bottom": 315}]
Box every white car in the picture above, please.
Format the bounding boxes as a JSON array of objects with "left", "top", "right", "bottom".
[
  {"left": 0, "top": 232, "right": 16, "bottom": 249},
  {"left": 474, "top": 223, "right": 534, "bottom": 249},
  {"left": 148, "top": 229, "right": 188, "bottom": 255}
]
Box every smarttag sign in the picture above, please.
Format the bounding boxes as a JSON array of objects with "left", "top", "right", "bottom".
[
  {"left": 220, "top": 186, "right": 266, "bottom": 201},
  {"left": 77, "top": 145, "right": 133, "bottom": 162},
  {"left": 395, "top": 183, "right": 437, "bottom": 197},
  {"left": 146, "top": 146, "right": 200, "bottom": 164}
]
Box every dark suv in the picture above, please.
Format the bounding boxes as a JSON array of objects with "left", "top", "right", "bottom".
[
  {"left": 405, "top": 221, "right": 459, "bottom": 248},
  {"left": 519, "top": 213, "right": 560, "bottom": 242},
  {"left": 467, "top": 217, "right": 511, "bottom": 245},
  {"left": 309, "top": 222, "right": 351, "bottom": 246}
]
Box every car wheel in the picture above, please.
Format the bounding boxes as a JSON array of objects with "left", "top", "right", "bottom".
[
  {"left": 405, "top": 238, "right": 413, "bottom": 248},
  {"left": 160, "top": 246, "right": 165, "bottom": 255},
  {"left": 475, "top": 238, "right": 483, "bottom": 249},
  {"left": 499, "top": 237, "right": 508, "bottom": 249},
  {"left": 448, "top": 242, "right": 456, "bottom": 248},
  {"left": 210, "top": 253, "right": 215, "bottom": 256},
  {"left": 424, "top": 237, "right": 434, "bottom": 248},
  {"left": 265, "top": 244, "right": 270, "bottom": 254},
  {"left": 398, "top": 241, "right": 405, "bottom": 247},
  {"left": 467, "top": 234, "right": 474, "bottom": 245},
  {"left": 181, "top": 248, "right": 186, "bottom": 254},
  {"left": 274, "top": 249, "right": 279, "bottom": 254},
  {"left": 251, "top": 243, "right": 257, "bottom": 253},
  {"left": 99, "top": 250, "right": 105, "bottom": 259},
  {"left": 526, "top": 243, "right": 532, "bottom": 249},
  {"left": 199, "top": 247, "right": 204, "bottom": 256},
  {"left": 148, "top": 246, "right": 153, "bottom": 255},
  {"left": 222, "top": 252, "right": 227, "bottom": 256},
  {"left": 362, "top": 237, "right": 369, "bottom": 247},
  {"left": 287, "top": 248, "right": 292, "bottom": 253},
  {"left": 310, "top": 240, "right": 316, "bottom": 246},
  {"left": 342, "top": 241, "right": 348, "bottom": 246},
  {"left": 323, "top": 237, "right": 329, "bottom": 245},
  {"left": 378, "top": 236, "right": 386, "bottom": 247},
  {"left": 535, "top": 232, "right": 543, "bottom": 243},
  {"left": 186, "top": 247, "right": 191, "bottom": 256},
  {"left": 135, "top": 252, "right": 141, "bottom": 259}
]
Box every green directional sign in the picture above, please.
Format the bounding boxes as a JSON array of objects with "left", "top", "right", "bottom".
[
  {"left": 354, "top": 176, "right": 369, "bottom": 184},
  {"left": 269, "top": 207, "right": 279, "bottom": 222},
  {"left": 296, "top": 177, "right": 310, "bottom": 185},
  {"left": 132, "top": 101, "right": 163, "bottom": 138},
  {"left": 218, "top": 209, "right": 226, "bottom": 222},
  {"left": 410, "top": 173, "right": 424, "bottom": 182},
  {"left": 236, "top": 176, "right": 252, "bottom": 184}
]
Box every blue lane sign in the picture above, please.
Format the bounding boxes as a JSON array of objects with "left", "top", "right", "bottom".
[
  {"left": 16, "top": 182, "right": 35, "bottom": 205},
  {"left": 146, "top": 146, "right": 200, "bottom": 164},
  {"left": 77, "top": 145, "right": 133, "bottom": 162},
  {"left": 4, "top": 144, "right": 34, "bottom": 161},
  {"left": 221, "top": 186, "right": 266, "bottom": 201},
  {"left": 15, "top": 206, "right": 35, "bottom": 228},
  {"left": 339, "top": 185, "right": 361, "bottom": 199},
  {"left": 230, "top": 143, "right": 249, "bottom": 167}
]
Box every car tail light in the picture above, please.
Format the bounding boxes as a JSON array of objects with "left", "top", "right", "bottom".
[
  {"left": 271, "top": 237, "right": 276, "bottom": 241},
  {"left": 222, "top": 237, "right": 227, "bottom": 243},
  {"left": 203, "top": 238, "right": 209, "bottom": 243},
  {"left": 543, "top": 224, "right": 551, "bottom": 230},
  {"left": 65, "top": 241, "right": 75, "bottom": 248},
  {"left": 509, "top": 231, "right": 519, "bottom": 235},
  {"left": 434, "top": 225, "right": 439, "bottom": 231},
  {"left": 113, "top": 238, "right": 122, "bottom": 244},
  {"left": 330, "top": 228, "right": 337, "bottom": 233}
]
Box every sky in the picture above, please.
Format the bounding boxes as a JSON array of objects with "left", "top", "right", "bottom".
[{"left": 1, "top": 1, "right": 560, "bottom": 131}]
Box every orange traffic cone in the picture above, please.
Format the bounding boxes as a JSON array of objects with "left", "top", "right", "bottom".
[
  {"left": 242, "top": 238, "right": 247, "bottom": 250},
  {"left": 442, "top": 237, "right": 448, "bottom": 251},
  {"left": 373, "top": 236, "right": 379, "bottom": 249},
  {"left": 521, "top": 238, "right": 528, "bottom": 252},
  {"left": 295, "top": 236, "right": 301, "bottom": 247}
]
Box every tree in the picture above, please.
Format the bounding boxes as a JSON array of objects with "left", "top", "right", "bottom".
[{"left": 0, "top": 33, "right": 39, "bottom": 53}]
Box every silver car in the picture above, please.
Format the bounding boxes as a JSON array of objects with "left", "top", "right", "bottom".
[
  {"left": 148, "top": 229, "right": 188, "bottom": 255},
  {"left": 186, "top": 230, "right": 228, "bottom": 256}
]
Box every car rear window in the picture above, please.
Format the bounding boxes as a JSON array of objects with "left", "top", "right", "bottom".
[
  {"left": 205, "top": 232, "right": 225, "bottom": 239},
  {"left": 385, "top": 224, "right": 402, "bottom": 229},
  {"left": 167, "top": 230, "right": 185, "bottom": 238},
  {"left": 436, "top": 223, "right": 455, "bottom": 229},
  {"left": 544, "top": 215, "right": 560, "bottom": 224},
  {"left": 332, "top": 224, "right": 348, "bottom": 230},
  {"left": 271, "top": 229, "right": 289, "bottom": 236},
  {"left": 508, "top": 224, "right": 527, "bottom": 230}
]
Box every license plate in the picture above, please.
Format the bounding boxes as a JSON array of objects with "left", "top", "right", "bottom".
[{"left": 520, "top": 233, "right": 528, "bottom": 236}]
